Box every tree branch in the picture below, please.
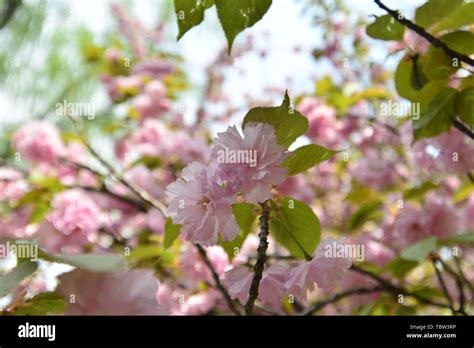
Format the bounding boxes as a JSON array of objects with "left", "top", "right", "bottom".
[
  {"left": 453, "top": 119, "right": 474, "bottom": 140},
  {"left": 244, "top": 201, "right": 271, "bottom": 315},
  {"left": 303, "top": 286, "right": 383, "bottom": 315},
  {"left": 195, "top": 244, "right": 242, "bottom": 315},
  {"left": 66, "top": 115, "right": 167, "bottom": 215},
  {"left": 432, "top": 259, "right": 456, "bottom": 315},
  {"left": 350, "top": 264, "right": 466, "bottom": 314},
  {"left": 373, "top": 0, "right": 474, "bottom": 67}
]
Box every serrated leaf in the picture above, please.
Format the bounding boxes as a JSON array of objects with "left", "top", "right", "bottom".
[
  {"left": 14, "top": 292, "right": 65, "bottom": 315},
  {"left": 164, "top": 217, "right": 181, "bottom": 249},
  {"left": 0, "top": 261, "right": 38, "bottom": 297},
  {"left": 282, "top": 144, "right": 339, "bottom": 175},
  {"left": 366, "top": 14, "right": 405, "bottom": 41},
  {"left": 174, "top": 0, "right": 214, "bottom": 40},
  {"left": 215, "top": 0, "right": 272, "bottom": 53},
  {"left": 400, "top": 237, "right": 437, "bottom": 263},
  {"left": 242, "top": 91, "right": 308, "bottom": 148},
  {"left": 270, "top": 197, "right": 320, "bottom": 260},
  {"left": 221, "top": 203, "right": 256, "bottom": 260},
  {"left": 412, "top": 88, "right": 457, "bottom": 143}
]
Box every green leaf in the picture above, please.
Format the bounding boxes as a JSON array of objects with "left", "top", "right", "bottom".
[
  {"left": 400, "top": 237, "right": 438, "bottom": 263},
  {"left": 215, "top": 0, "right": 272, "bottom": 53},
  {"left": 270, "top": 197, "right": 320, "bottom": 260},
  {"left": 383, "top": 257, "right": 419, "bottom": 278},
  {"left": 221, "top": 203, "right": 256, "bottom": 260},
  {"left": 455, "top": 87, "right": 474, "bottom": 129},
  {"left": 395, "top": 58, "right": 421, "bottom": 101},
  {"left": 420, "top": 47, "right": 457, "bottom": 81},
  {"left": 0, "top": 261, "right": 38, "bottom": 297},
  {"left": 366, "top": 14, "right": 405, "bottom": 41},
  {"left": 438, "top": 232, "right": 474, "bottom": 245},
  {"left": 439, "top": 31, "right": 474, "bottom": 55},
  {"left": 47, "top": 254, "right": 125, "bottom": 272},
  {"left": 282, "top": 144, "right": 339, "bottom": 175},
  {"left": 164, "top": 217, "right": 181, "bottom": 249},
  {"left": 14, "top": 292, "right": 65, "bottom": 315},
  {"left": 403, "top": 181, "right": 440, "bottom": 201},
  {"left": 432, "top": 2, "right": 474, "bottom": 33},
  {"left": 412, "top": 88, "right": 457, "bottom": 143},
  {"left": 415, "top": 0, "right": 463, "bottom": 29},
  {"left": 174, "top": 0, "right": 214, "bottom": 40},
  {"left": 242, "top": 91, "right": 308, "bottom": 148},
  {"left": 348, "top": 200, "right": 383, "bottom": 231},
  {"left": 127, "top": 245, "right": 164, "bottom": 261}
]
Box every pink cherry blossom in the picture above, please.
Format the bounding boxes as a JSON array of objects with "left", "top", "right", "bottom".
[
  {"left": 180, "top": 244, "right": 229, "bottom": 283},
  {"left": 297, "top": 97, "right": 341, "bottom": 148},
  {"left": 212, "top": 122, "right": 288, "bottom": 204},
  {"left": 166, "top": 162, "right": 239, "bottom": 246},
  {"left": 11, "top": 121, "right": 64, "bottom": 164},
  {"left": 56, "top": 269, "right": 164, "bottom": 315},
  {"left": 49, "top": 189, "right": 101, "bottom": 243},
  {"left": 285, "top": 238, "right": 352, "bottom": 300},
  {"left": 0, "top": 167, "right": 27, "bottom": 202}
]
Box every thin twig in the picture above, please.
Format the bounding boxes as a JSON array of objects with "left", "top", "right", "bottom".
[
  {"left": 303, "top": 286, "right": 382, "bottom": 315},
  {"left": 350, "top": 264, "right": 464, "bottom": 313},
  {"left": 195, "top": 244, "right": 242, "bottom": 316},
  {"left": 244, "top": 201, "right": 271, "bottom": 315},
  {"left": 66, "top": 115, "right": 167, "bottom": 215},
  {"left": 432, "top": 260, "right": 456, "bottom": 315}
]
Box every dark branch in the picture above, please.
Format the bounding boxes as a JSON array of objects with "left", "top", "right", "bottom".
[
  {"left": 303, "top": 286, "right": 382, "bottom": 315},
  {"left": 374, "top": 0, "right": 474, "bottom": 67},
  {"left": 195, "top": 244, "right": 242, "bottom": 315},
  {"left": 453, "top": 119, "right": 474, "bottom": 140},
  {"left": 244, "top": 201, "right": 271, "bottom": 315}
]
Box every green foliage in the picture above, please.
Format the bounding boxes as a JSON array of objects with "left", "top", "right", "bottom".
[
  {"left": 383, "top": 257, "right": 419, "bottom": 278},
  {"left": 270, "top": 197, "right": 320, "bottom": 260},
  {"left": 412, "top": 88, "right": 457, "bottom": 143},
  {"left": 348, "top": 200, "right": 383, "bottom": 231},
  {"left": 41, "top": 253, "right": 125, "bottom": 273},
  {"left": 0, "top": 261, "right": 38, "bottom": 297},
  {"left": 242, "top": 91, "right": 308, "bottom": 148},
  {"left": 174, "top": 0, "right": 272, "bottom": 53},
  {"left": 438, "top": 232, "right": 474, "bottom": 245},
  {"left": 455, "top": 87, "right": 474, "bottom": 128},
  {"left": 439, "top": 31, "right": 474, "bottom": 55},
  {"left": 221, "top": 203, "right": 256, "bottom": 260},
  {"left": 282, "top": 144, "right": 339, "bottom": 175},
  {"left": 215, "top": 0, "right": 272, "bottom": 53},
  {"left": 174, "top": 0, "right": 214, "bottom": 40},
  {"left": 431, "top": 2, "right": 474, "bottom": 33},
  {"left": 164, "top": 217, "right": 181, "bottom": 249},
  {"left": 14, "top": 292, "right": 65, "bottom": 315},
  {"left": 403, "top": 181, "right": 440, "bottom": 201},
  {"left": 400, "top": 237, "right": 437, "bottom": 263},
  {"left": 366, "top": 14, "right": 404, "bottom": 41},
  {"left": 415, "top": 0, "right": 463, "bottom": 29}
]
